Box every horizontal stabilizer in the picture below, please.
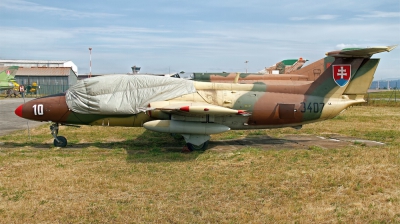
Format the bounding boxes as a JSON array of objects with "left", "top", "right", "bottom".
[{"left": 326, "top": 45, "right": 397, "bottom": 58}]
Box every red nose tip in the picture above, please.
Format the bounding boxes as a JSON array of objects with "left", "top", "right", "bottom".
[{"left": 15, "top": 104, "right": 23, "bottom": 117}]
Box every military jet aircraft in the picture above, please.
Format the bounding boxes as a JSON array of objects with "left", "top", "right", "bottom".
[
  {"left": 0, "top": 66, "right": 19, "bottom": 91},
  {"left": 14, "top": 45, "right": 397, "bottom": 150},
  {"left": 192, "top": 57, "right": 308, "bottom": 82},
  {"left": 259, "top": 57, "right": 308, "bottom": 74}
]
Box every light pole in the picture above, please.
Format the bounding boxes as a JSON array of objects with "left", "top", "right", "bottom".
[
  {"left": 89, "top": 47, "right": 92, "bottom": 78},
  {"left": 245, "top": 60, "right": 249, "bottom": 73}
]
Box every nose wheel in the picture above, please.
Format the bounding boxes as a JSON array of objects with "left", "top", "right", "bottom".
[
  {"left": 54, "top": 136, "right": 67, "bottom": 147},
  {"left": 50, "top": 123, "right": 68, "bottom": 147}
]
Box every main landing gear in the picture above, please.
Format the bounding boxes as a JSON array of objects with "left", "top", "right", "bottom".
[
  {"left": 181, "top": 141, "right": 209, "bottom": 153},
  {"left": 50, "top": 123, "right": 67, "bottom": 147},
  {"left": 186, "top": 142, "right": 209, "bottom": 151},
  {"left": 173, "top": 134, "right": 210, "bottom": 152}
]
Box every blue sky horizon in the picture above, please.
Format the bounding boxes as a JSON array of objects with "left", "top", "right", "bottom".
[{"left": 0, "top": 0, "right": 399, "bottom": 79}]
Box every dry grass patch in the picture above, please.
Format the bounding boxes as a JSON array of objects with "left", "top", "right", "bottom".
[
  {"left": 0, "top": 147, "right": 398, "bottom": 223},
  {"left": 0, "top": 106, "right": 399, "bottom": 223}
]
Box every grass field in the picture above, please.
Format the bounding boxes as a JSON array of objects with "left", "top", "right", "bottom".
[{"left": 0, "top": 106, "right": 399, "bottom": 223}]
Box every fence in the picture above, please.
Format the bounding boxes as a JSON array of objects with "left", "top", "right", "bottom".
[{"left": 365, "top": 89, "right": 399, "bottom": 106}]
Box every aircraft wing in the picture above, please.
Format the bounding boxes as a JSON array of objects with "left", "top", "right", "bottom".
[
  {"left": 144, "top": 102, "right": 249, "bottom": 139},
  {"left": 149, "top": 102, "right": 250, "bottom": 116},
  {"left": 326, "top": 45, "right": 397, "bottom": 58}
]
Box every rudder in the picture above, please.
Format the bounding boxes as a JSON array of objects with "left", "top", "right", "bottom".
[{"left": 343, "top": 58, "right": 380, "bottom": 95}]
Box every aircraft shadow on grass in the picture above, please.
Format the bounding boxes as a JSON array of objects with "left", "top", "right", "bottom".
[{"left": 0, "top": 129, "right": 304, "bottom": 163}]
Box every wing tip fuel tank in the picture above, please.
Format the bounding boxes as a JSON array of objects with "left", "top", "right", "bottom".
[
  {"left": 144, "top": 120, "right": 230, "bottom": 135},
  {"left": 178, "top": 105, "right": 247, "bottom": 115}
]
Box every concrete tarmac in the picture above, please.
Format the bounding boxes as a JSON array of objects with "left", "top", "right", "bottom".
[
  {"left": 208, "top": 134, "right": 385, "bottom": 151},
  {"left": 0, "top": 98, "right": 43, "bottom": 136}
]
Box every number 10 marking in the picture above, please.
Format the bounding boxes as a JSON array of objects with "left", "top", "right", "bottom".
[{"left": 33, "top": 104, "right": 44, "bottom": 116}]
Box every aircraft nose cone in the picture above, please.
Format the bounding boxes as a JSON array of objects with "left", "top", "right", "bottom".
[{"left": 15, "top": 104, "right": 23, "bottom": 117}]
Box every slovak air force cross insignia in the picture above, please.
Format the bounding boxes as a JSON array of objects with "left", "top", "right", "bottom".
[{"left": 333, "top": 65, "right": 351, "bottom": 87}]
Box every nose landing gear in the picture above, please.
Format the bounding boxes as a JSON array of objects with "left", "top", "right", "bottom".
[{"left": 50, "top": 123, "right": 67, "bottom": 147}]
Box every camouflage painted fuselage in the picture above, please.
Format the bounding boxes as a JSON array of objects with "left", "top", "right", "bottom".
[{"left": 17, "top": 57, "right": 380, "bottom": 130}]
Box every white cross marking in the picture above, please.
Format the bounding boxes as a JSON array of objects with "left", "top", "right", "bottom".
[{"left": 337, "top": 67, "right": 347, "bottom": 79}]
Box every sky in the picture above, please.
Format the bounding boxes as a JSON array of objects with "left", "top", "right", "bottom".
[{"left": 0, "top": 0, "right": 399, "bottom": 80}]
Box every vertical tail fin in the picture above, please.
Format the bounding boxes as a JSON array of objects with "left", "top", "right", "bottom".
[
  {"left": 0, "top": 66, "right": 19, "bottom": 81},
  {"left": 0, "top": 66, "right": 19, "bottom": 90},
  {"left": 301, "top": 45, "right": 397, "bottom": 98}
]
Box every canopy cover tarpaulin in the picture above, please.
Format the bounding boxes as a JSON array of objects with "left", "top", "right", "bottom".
[{"left": 66, "top": 75, "right": 196, "bottom": 114}]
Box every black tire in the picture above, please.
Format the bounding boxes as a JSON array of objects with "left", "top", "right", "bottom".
[
  {"left": 186, "top": 141, "right": 209, "bottom": 151},
  {"left": 170, "top": 133, "right": 184, "bottom": 140},
  {"left": 54, "top": 136, "right": 67, "bottom": 147}
]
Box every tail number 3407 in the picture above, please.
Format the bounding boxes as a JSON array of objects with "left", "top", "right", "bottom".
[
  {"left": 300, "top": 102, "right": 325, "bottom": 113},
  {"left": 33, "top": 104, "right": 44, "bottom": 115}
]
